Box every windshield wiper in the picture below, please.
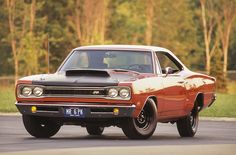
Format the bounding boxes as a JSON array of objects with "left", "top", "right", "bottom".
[{"left": 110, "top": 69, "right": 140, "bottom": 75}]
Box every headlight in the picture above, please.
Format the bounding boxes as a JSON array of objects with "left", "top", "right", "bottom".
[
  {"left": 108, "top": 88, "right": 118, "bottom": 98},
  {"left": 119, "top": 88, "right": 130, "bottom": 98},
  {"left": 107, "top": 87, "right": 131, "bottom": 100},
  {"left": 22, "top": 87, "right": 32, "bottom": 97},
  {"left": 33, "top": 87, "right": 43, "bottom": 97}
]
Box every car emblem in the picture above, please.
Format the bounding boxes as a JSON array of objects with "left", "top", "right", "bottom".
[{"left": 92, "top": 91, "right": 100, "bottom": 95}]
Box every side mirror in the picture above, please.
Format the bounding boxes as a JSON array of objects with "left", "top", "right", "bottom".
[{"left": 164, "top": 67, "right": 173, "bottom": 77}]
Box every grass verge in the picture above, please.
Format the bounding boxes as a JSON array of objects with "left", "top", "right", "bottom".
[
  {"left": 200, "top": 93, "right": 236, "bottom": 117},
  {"left": 0, "top": 86, "right": 17, "bottom": 112}
]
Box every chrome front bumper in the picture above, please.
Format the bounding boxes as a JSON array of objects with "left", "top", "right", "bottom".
[
  {"left": 15, "top": 102, "right": 136, "bottom": 118},
  {"left": 208, "top": 93, "right": 216, "bottom": 107}
]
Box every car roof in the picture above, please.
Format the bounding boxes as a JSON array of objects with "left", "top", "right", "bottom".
[{"left": 74, "top": 45, "right": 170, "bottom": 52}]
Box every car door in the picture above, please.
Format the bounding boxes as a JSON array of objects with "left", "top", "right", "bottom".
[{"left": 155, "top": 52, "right": 187, "bottom": 117}]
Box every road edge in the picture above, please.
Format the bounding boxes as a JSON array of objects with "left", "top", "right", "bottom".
[
  {"left": 200, "top": 117, "right": 236, "bottom": 121},
  {"left": 0, "top": 112, "right": 21, "bottom": 116},
  {"left": 1, "top": 144, "right": 236, "bottom": 155}
]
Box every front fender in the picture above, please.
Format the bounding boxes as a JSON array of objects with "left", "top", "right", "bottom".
[{"left": 121, "top": 77, "right": 163, "bottom": 117}]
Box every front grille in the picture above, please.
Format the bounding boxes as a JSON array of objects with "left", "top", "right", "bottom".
[
  {"left": 44, "top": 89, "right": 106, "bottom": 96},
  {"left": 43, "top": 86, "right": 107, "bottom": 98}
]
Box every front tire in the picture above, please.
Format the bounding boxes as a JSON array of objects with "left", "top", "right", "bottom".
[
  {"left": 22, "top": 115, "right": 61, "bottom": 138},
  {"left": 176, "top": 102, "right": 199, "bottom": 137},
  {"left": 122, "top": 98, "right": 157, "bottom": 139},
  {"left": 86, "top": 126, "right": 104, "bottom": 135}
]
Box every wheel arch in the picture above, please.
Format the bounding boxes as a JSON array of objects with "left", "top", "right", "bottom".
[
  {"left": 140, "top": 95, "right": 158, "bottom": 111},
  {"left": 194, "top": 93, "right": 204, "bottom": 112},
  {"left": 149, "top": 96, "right": 158, "bottom": 108},
  {"left": 133, "top": 95, "right": 158, "bottom": 118}
]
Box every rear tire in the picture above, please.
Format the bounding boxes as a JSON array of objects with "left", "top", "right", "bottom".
[
  {"left": 122, "top": 98, "right": 157, "bottom": 139},
  {"left": 22, "top": 115, "right": 61, "bottom": 138},
  {"left": 176, "top": 101, "right": 199, "bottom": 137},
  {"left": 86, "top": 126, "right": 104, "bottom": 135}
]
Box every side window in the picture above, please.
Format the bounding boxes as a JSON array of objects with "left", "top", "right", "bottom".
[{"left": 156, "top": 52, "right": 182, "bottom": 74}]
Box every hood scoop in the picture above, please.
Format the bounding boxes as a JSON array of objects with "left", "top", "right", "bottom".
[{"left": 65, "top": 69, "right": 110, "bottom": 77}]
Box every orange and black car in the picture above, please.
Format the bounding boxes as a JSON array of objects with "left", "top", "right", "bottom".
[{"left": 15, "top": 45, "right": 216, "bottom": 139}]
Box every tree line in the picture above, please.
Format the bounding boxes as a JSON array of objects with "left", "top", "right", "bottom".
[{"left": 0, "top": 0, "right": 236, "bottom": 92}]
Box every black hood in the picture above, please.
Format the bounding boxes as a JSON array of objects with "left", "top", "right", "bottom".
[{"left": 22, "top": 69, "right": 141, "bottom": 87}]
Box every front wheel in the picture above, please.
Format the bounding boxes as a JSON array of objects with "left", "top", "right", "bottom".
[
  {"left": 122, "top": 98, "right": 157, "bottom": 139},
  {"left": 22, "top": 115, "right": 61, "bottom": 138},
  {"left": 176, "top": 102, "right": 199, "bottom": 137}
]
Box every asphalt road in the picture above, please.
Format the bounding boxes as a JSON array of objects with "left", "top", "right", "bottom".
[{"left": 0, "top": 115, "right": 236, "bottom": 155}]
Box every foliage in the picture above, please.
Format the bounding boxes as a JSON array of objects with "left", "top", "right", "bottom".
[
  {"left": 107, "top": 0, "right": 146, "bottom": 44},
  {"left": 20, "top": 33, "right": 47, "bottom": 75},
  {"left": 210, "top": 49, "right": 228, "bottom": 93},
  {"left": 0, "top": 0, "right": 235, "bottom": 79},
  {"left": 153, "top": 0, "right": 198, "bottom": 67}
]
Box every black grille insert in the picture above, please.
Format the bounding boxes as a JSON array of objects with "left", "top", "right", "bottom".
[
  {"left": 37, "top": 106, "right": 59, "bottom": 112},
  {"left": 44, "top": 88, "right": 107, "bottom": 96},
  {"left": 90, "top": 108, "right": 113, "bottom": 113}
]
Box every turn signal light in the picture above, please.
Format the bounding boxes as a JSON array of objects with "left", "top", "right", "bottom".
[
  {"left": 31, "top": 106, "right": 37, "bottom": 113},
  {"left": 113, "top": 108, "right": 119, "bottom": 115}
]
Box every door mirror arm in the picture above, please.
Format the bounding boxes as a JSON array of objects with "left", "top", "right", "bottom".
[{"left": 164, "top": 67, "right": 172, "bottom": 77}]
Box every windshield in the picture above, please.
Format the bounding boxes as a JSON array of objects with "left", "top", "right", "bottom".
[{"left": 60, "top": 50, "right": 153, "bottom": 73}]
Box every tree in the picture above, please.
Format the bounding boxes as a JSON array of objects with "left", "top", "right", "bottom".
[
  {"left": 20, "top": 0, "right": 48, "bottom": 75},
  {"left": 0, "top": 0, "right": 13, "bottom": 76},
  {"left": 41, "top": 0, "right": 73, "bottom": 71},
  {"left": 215, "top": 0, "right": 236, "bottom": 78},
  {"left": 210, "top": 48, "right": 227, "bottom": 93},
  {"left": 228, "top": 22, "right": 236, "bottom": 70},
  {"left": 1, "top": 0, "right": 236, "bottom": 80},
  {"left": 107, "top": 0, "right": 146, "bottom": 44},
  {"left": 145, "top": 0, "right": 154, "bottom": 45},
  {"left": 68, "top": 0, "right": 109, "bottom": 45},
  {"left": 6, "top": 0, "right": 22, "bottom": 83},
  {"left": 152, "top": 0, "right": 198, "bottom": 67},
  {"left": 6, "top": 0, "right": 48, "bottom": 82},
  {"left": 199, "top": 0, "right": 219, "bottom": 74}
]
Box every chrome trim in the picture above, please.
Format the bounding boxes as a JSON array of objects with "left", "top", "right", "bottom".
[
  {"left": 90, "top": 112, "right": 114, "bottom": 115},
  {"left": 43, "top": 86, "right": 106, "bottom": 98},
  {"left": 152, "top": 50, "right": 159, "bottom": 75},
  {"left": 17, "top": 85, "right": 46, "bottom": 98},
  {"left": 44, "top": 86, "right": 105, "bottom": 90},
  {"left": 57, "top": 49, "right": 75, "bottom": 72},
  {"left": 58, "top": 49, "right": 155, "bottom": 74},
  {"left": 17, "top": 84, "right": 131, "bottom": 100},
  {"left": 36, "top": 110, "right": 59, "bottom": 114},
  {"left": 155, "top": 51, "right": 185, "bottom": 72},
  {"left": 15, "top": 102, "right": 136, "bottom": 108}
]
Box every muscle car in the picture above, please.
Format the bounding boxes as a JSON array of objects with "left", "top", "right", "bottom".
[{"left": 15, "top": 45, "right": 216, "bottom": 139}]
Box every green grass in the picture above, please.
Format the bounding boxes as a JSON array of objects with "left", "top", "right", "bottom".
[
  {"left": 0, "top": 86, "right": 17, "bottom": 112},
  {"left": 200, "top": 80, "right": 236, "bottom": 117},
  {"left": 0, "top": 82, "right": 236, "bottom": 117},
  {"left": 200, "top": 93, "right": 236, "bottom": 117}
]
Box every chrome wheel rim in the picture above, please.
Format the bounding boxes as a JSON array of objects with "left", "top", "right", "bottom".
[
  {"left": 190, "top": 110, "right": 198, "bottom": 132},
  {"left": 135, "top": 108, "right": 152, "bottom": 130}
]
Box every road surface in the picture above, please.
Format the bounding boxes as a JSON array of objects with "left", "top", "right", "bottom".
[{"left": 0, "top": 115, "right": 236, "bottom": 155}]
